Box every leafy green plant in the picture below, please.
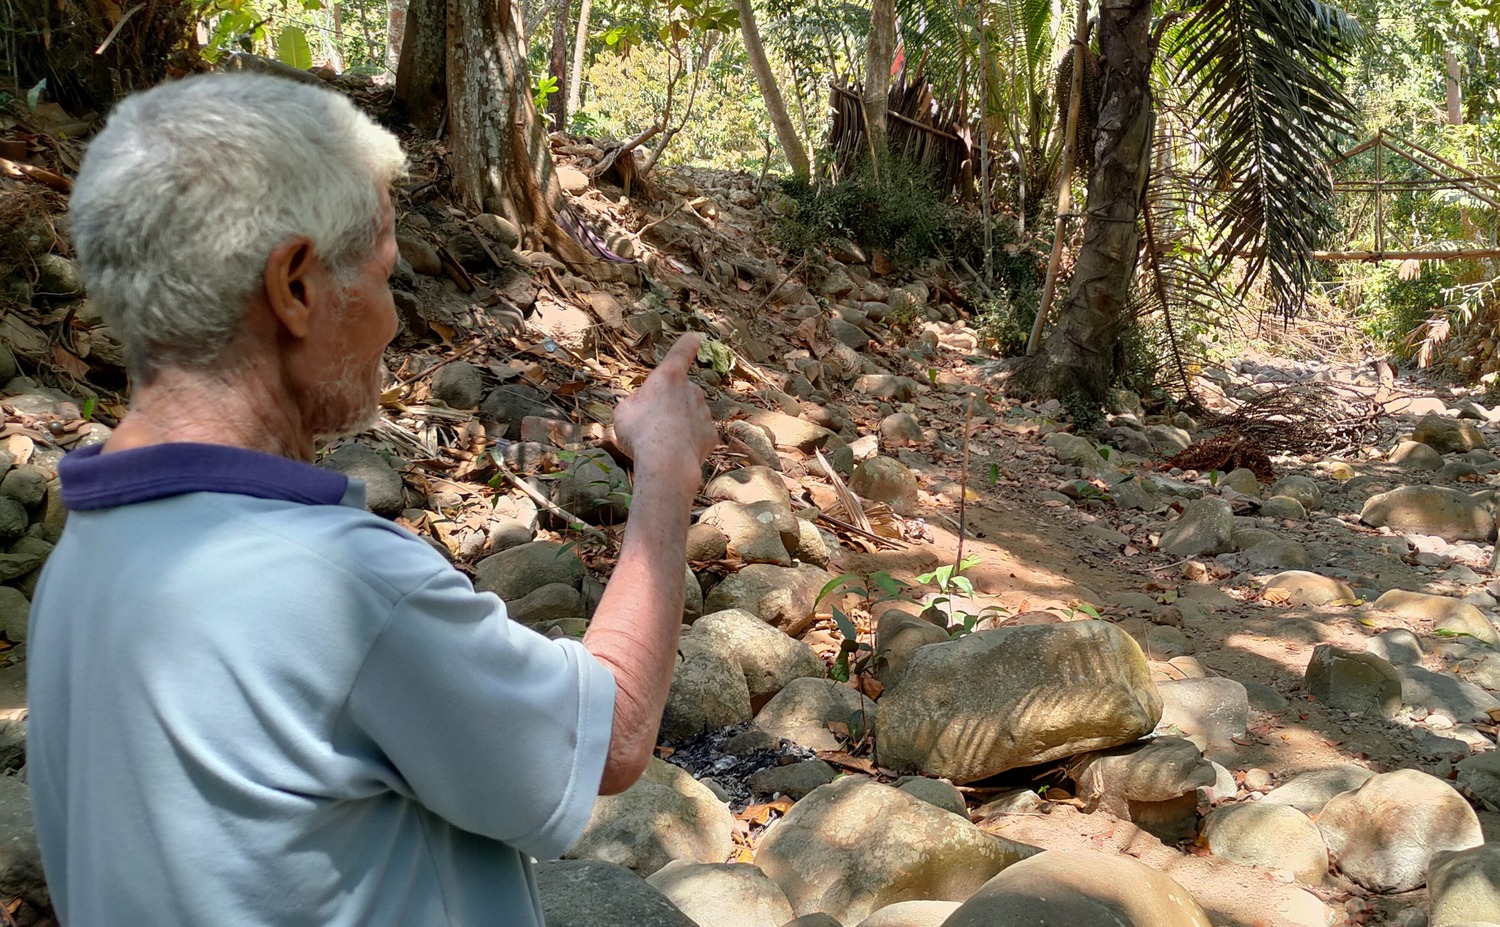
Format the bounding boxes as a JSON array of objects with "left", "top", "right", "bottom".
[
  {"left": 916, "top": 554, "right": 1010, "bottom": 637},
  {"left": 696, "top": 337, "right": 735, "bottom": 376},
  {"left": 569, "top": 110, "right": 606, "bottom": 137},
  {"left": 1061, "top": 601, "right": 1103, "bottom": 621},
  {"left": 535, "top": 75, "right": 561, "bottom": 116},
  {"left": 814, "top": 571, "right": 909, "bottom": 682},
  {"left": 773, "top": 154, "right": 960, "bottom": 270}
]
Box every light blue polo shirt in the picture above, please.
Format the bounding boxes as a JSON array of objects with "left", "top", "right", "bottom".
[{"left": 27, "top": 442, "right": 616, "bottom": 926}]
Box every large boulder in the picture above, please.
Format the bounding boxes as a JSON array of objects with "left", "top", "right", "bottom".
[
  {"left": 660, "top": 635, "right": 753, "bottom": 742},
  {"left": 1304, "top": 644, "right": 1403, "bottom": 718},
  {"left": 873, "top": 610, "right": 949, "bottom": 690},
  {"left": 1201, "top": 802, "right": 1329, "bottom": 885},
  {"left": 567, "top": 758, "right": 734, "bottom": 876},
  {"left": 850, "top": 457, "right": 921, "bottom": 516},
  {"left": 430, "top": 360, "right": 485, "bottom": 409},
  {"left": 941, "top": 850, "right": 1213, "bottom": 927},
  {"left": 1456, "top": 751, "right": 1500, "bottom": 811},
  {"left": 689, "top": 610, "right": 824, "bottom": 709},
  {"left": 1373, "top": 589, "right": 1499, "bottom": 646},
  {"left": 1413, "top": 412, "right": 1488, "bottom": 454},
  {"left": 1071, "top": 736, "right": 1215, "bottom": 838},
  {"left": 703, "top": 467, "right": 792, "bottom": 510},
  {"left": 318, "top": 442, "right": 404, "bottom": 518},
  {"left": 877, "top": 621, "right": 1161, "bottom": 782},
  {"left": 552, "top": 448, "right": 632, "bottom": 524},
  {"left": 1360, "top": 486, "right": 1494, "bottom": 543},
  {"left": 475, "top": 540, "right": 584, "bottom": 602},
  {"left": 854, "top": 901, "right": 961, "bottom": 927},
  {"left": 1154, "top": 678, "right": 1249, "bottom": 752},
  {"left": 699, "top": 501, "right": 798, "bottom": 566},
  {"left": 1316, "top": 769, "right": 1483, "bottom": 893},
  {"left": 1263, "top": 571, "right": 1357, "bottom": 607},
  {"left": 753, "top": 678, "right": 872, "bottom": 752},
  {"left": 755, "top": 777, "right": 1032, "bottom": 924},
  {"left": 0, "top": 775, "right": 46, "bottom": 909},
  {"left": 1045, "top": 432, "right": 1105, "bottom": 472},
  {"left": 1391, "top": 440, "right": 1444, "bottom": 470},
  {"left": 645, "top": 861, "right": 795, "bottom": 927},
  {"left": 1427, "top": 844, "right": 1500, "bottom": 927},
  {"left": 1157, "top": 498, "right": 1234, "bottom": 557},
  {"left": 746, "top": 410, "right": 838, "bottom": 453},
  {"left": 703, "top": 564, "right": 833, "bottom": 637},
  {"left": 1397, "top": 664, "right": 1500, "bottom": 723},
  {"left": 1262, "top": 765, "right": 1376, "bottom": 816},
  {"left": 1270, "top": 475, "right": 1323, "bottom": 512},
  {"left": 537, "top": 860, "right": 697, "bottom": 927},
  {"left": 481, "top": 383, "right": 560, "bottom": 438}
]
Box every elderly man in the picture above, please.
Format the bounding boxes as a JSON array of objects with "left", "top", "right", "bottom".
[{"left": 26, "top": 73, "right": 716, "bottom": 926}]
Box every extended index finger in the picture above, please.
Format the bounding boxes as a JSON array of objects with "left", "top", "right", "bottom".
[{"left": 658, "top": 333, "right": 703, "bottom": 374}]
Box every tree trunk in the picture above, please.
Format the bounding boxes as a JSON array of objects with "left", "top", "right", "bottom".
[
  {"left": 566, "top": 0, "right": 594, "bottom": 115},
  {"left": 386, "top": 0, "right": 408, "bottom": 77},
  {"left": 1445, "top": 50, "right": 1462, "bottom": 125},
  {"left": 735, "top": 0, "right": 811, "bottom": 178},
  {"left": 863, "top": 0, "right": 895, "bottom": 159},
  {"left": 1012, "top": 0, "right": 1153, "bottom": 406},
  {"left": 396, "top": 0, "right": 447, "bottom": 130},
  {"left": 548, "top": 0, "right": 569, "bottom": 126},
  {"left": 446, "top": 0, "right": 591, "bottom": 263}
]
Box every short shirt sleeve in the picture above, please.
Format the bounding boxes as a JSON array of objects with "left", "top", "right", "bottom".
[{"left": 347, "top": 566, "right": 616, "bottom": 860}]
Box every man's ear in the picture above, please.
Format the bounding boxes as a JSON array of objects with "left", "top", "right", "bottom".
[{"left": 263, "top": 237, "right": 322, "bottom": 339}]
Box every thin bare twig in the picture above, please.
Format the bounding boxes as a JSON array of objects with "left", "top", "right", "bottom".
[
  {"left": 492, "top": 456, "right": 609, "bottom": 542},
  {"left": 396, "top": 340, "right": 487, "bottom": 388},
  {"left": 95, "top": 3, "right": 145, "bottom": 55},
  {"left": 956, "top": 393, "right": 974, "bottom": 567},
  {"left": 751, "top": 254, "right": 808, "bottom": 316}
]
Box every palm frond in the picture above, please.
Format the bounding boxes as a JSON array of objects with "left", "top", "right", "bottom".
[
  {"left": 1164, "top": 0, "right": 1365, "bottom": 315},
  {"left": 894, "top": 0, "right": 976, "bottom": 103}
]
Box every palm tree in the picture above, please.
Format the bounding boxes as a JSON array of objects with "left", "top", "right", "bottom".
[
  {"left": 1017, "top": 0, "right": 1363, "bottom": 404},
  {"left": 900, "top": 0, "right": 1363, "bottom": 406}
]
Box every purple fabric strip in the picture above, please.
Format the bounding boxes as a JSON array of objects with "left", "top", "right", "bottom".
[{"left": 58, "top": 443, "right": 350, "bottom": 511}]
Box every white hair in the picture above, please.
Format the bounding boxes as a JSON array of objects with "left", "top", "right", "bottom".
[{"left": 68, "top": 72, "right": 407, "bottom": 379}]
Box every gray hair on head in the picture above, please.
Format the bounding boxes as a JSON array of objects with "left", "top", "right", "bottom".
[{"left": 68, "top": 72, "right": 407, "bottom": 379}]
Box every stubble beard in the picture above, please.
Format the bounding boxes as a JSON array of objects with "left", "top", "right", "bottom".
[{"left": 311, "top": 357, "right": 382, "bottom": 441}]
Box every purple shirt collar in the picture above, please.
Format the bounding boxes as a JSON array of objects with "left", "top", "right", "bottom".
[{"left": 58, "top": 442, "right": 352, "bottom": 511}]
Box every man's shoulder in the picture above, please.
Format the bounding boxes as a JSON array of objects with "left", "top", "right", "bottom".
[{"left": 204, "top": 494, "right": 454, "bottom": 600}]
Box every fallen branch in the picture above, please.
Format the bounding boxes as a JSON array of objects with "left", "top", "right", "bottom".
[
  {"left": 589, "top": 124, "right": 662, "bottom": 180},
  {"left": 0, "top": 158, "right": 71, "bottom": 193},
  {"left": 636, "top": 200, "right": 687, "bottom": 237},
  {"left": 95, "top": 3, "right": 145, "bottom": 55},
  {"left": 750, "top": 254, "right": 808, "bottom": 317},
  {"left": 396, "top": 340, "right": 486, "bottom": 388},
  {"left": 224, "top": 51, "right": 324, "bottom": 86},
  {"left": 491, "top": 455, "right": 609, "bottom": 542}
]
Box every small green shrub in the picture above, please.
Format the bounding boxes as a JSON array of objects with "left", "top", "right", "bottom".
[
  {"left": 1353, "top": 262, "right": 1457, "bottom": 360},
  {"left": 774, "top": 155, "right": 955, "bottom": 270}
]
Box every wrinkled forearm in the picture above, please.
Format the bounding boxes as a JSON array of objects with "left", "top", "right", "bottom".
[{"left": 582, "top": 457, "right": 698, "bottom": 794}]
